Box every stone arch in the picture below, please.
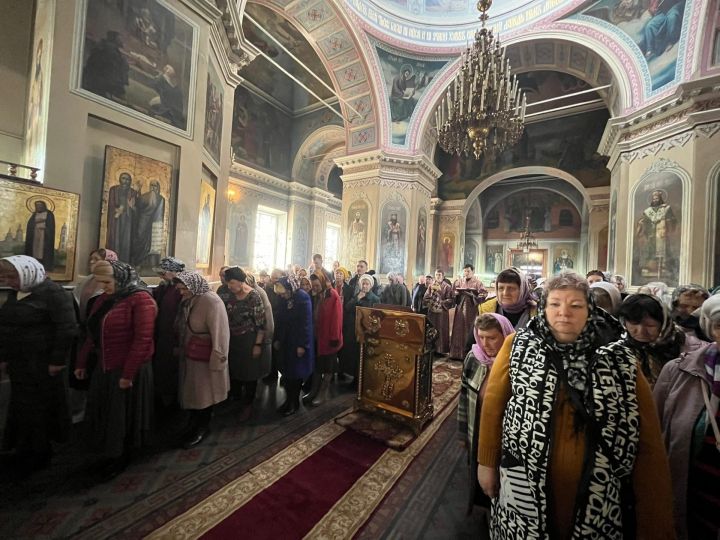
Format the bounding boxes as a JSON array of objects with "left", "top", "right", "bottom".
[
  {"left": 461, "top": 166, "right": 593, "bottom": 220},
  {"left": 247, "top": 0, "right": 382, "bottom": 153},
  {"left": 291, "top": 125, "right": 345, "bottom": 186},
  {"left": 414, "top": 34, "right": 634, "bottom": 155},
  {"left": 482, "top": 185, "right": 584, "bottom": 219}
]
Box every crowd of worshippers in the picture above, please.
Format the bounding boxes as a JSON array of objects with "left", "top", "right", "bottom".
[
  {"left": 456, "top": 269, "right": 720, "bottom": 540},
  {"left": 0, "top": 251, "right": 442, "bottom": 482},
  {"left": 1, "top": 250, "right": 719, "bottom": 538}
]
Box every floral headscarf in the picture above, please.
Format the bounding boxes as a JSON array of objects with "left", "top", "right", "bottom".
[
  {"left": 103, "top": 249, "right": 118, "bottom": 262},
  {"left": 276, "top": 275, "right": 300, "bottom": 308},
  {"left": 155, "top": 256, "right": 185, "bottom": 273},
  {"left": 175, "top": 270, "right": 210, "bottom": 296},
  {"left": 93, "top": 260, "right": 142, "bottom": 298},
  {"left": 2, "top": 255, "right": 46, "bottom": 292}
]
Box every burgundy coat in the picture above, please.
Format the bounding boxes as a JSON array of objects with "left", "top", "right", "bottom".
[
  {"left": 78, "top": 291, "right": 157, "bottom": 380},
  {"left": 316, "top": 288, "right": 343, "bottom": 356}
]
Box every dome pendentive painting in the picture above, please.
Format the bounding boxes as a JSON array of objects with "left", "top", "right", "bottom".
[{"left": 572, "top": 0, "right": 687, "bottom": 90}]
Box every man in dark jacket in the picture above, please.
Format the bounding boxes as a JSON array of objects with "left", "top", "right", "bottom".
[{"left": 380, "top": 272, "right": 411, "bottom": 307}]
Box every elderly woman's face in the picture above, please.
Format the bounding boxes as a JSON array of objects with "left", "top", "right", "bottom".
[
  {"left": 478, "top": 328, "right": 505, "bottom": 358},
  {"left": 360, "top": 279, "right": 371, "bottom": 293},
  {"left": 497, "top": 281, "right": 520, "bottom": 306},
  {"left": 625, "top": 315, "right": 662, "bottom": 343},
  {"left": 95, "top": 275, "right": 116, "bottom": 294},
  {"left": 175, "top": 282, "right": 192, "bottom": 300},
  {"left": 545, "top": 289, "right": 589, "bottom": 343},
  {"left": 0, "top": 266, "right": 20, "bottom": 290}
]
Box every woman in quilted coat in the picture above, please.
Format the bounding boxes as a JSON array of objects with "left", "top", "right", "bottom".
[{"left": 75, "top": 260, "right": 157, "bottom": 479}]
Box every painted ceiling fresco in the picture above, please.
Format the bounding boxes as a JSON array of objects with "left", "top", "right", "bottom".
[
  {"left": 241, "top": 3, "right": 334, "bottom": 111},
  {"left": 346, "top": 0, "right": 570, "bottom": 46},
  {"left": 435, "top": 107, "right": 610, "bottom": 200},
  {"left": 569, "top": 0, "right": 688, "bottom": 90}
]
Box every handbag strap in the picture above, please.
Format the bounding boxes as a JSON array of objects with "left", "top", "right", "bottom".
[
  {"left": 186, "top": 299, "right": 210, "bottom": 336},
  {"left": 700, "top": 379, "right": 720, "bottom": 453}
]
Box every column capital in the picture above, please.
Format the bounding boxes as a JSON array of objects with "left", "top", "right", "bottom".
[
  {"left": 601, "top": 76, "right": 720, "bottom": 169},
  {"left": 336, "top": 150, "right": 440, "bottom": 198}
]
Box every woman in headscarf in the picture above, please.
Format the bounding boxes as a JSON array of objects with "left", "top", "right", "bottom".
[
  {"left": 222, "top": 267, "right": 266, "bottom": 422},
  {"left": 273, "top": 275, "right": 314, "bottom": 416},
  {"left": 479, "top": 267, "right": 536, "bottom": 329},
  {"left": 458, "top": 313, "right": 514, "bottom": 518},
  {"left": 151, "top": 256, "right": 185, "bottom": 413},
  {"left": 618, "top": 293, "right": 701, "bottom": 388},
  {"left": 477, "top": 272, "right": 673, "bottom": 539},
  {"left": 73, "top": 248, "right": 118, "bottom": 321},
  {"left": 611, "top": 274, "right": 629, "bottom": 300},
  {"left": 69, "top": 248, "right": 118, "bottom": 408},
  {"left": 671, "top": 283, "right": 711, "bottom": 341},
  {"left": 589, "top": 280, "right": 622, "bottom": 315},
  {"left": 304, "top": 273, "right": 342, "bottom": 406},
  {"left": 75, "top": 260, "right": 156, "bottom": 480},
  {"left": 340, "top": 274, "right": 379, "bottom": 382},
  {"left": 246, "top": 271, "right": 274, "bottom": 389},
  {"left": 654, "top": 295, "right": 720, "bottom": 539},
  {"left": 173, "top": 271, "right": 229, "bottom": 449},
  {"left": 588, "top": 280, "right": 625, "bottom": 344},
  {"left": 0, "top": 255, "right": 76, "bottom": 477},
  {"left": 298, "top": 276, "right": 312, "bottom": 294}
]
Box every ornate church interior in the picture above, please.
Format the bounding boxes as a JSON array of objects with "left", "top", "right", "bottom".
[{"left": 1, "top": 0, "right": 719, "bottom": 537}]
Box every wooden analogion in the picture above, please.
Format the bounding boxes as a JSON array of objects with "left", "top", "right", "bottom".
[{"left": 355, "top": 306, "right": 436, "bottom": 434}]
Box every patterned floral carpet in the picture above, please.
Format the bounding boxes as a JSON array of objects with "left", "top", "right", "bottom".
[{"left": 0, "top": 360, "right": 485, "bottom": 539}]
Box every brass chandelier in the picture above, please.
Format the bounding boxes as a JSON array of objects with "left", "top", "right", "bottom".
[
  {"left": 516, "top": 215, "right": 538, "bottom": 253},
  {"left": 435, "top": 0, "right": 526, "bottom": 160}
]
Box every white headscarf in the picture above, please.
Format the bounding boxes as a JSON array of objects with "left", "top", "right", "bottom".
[
  {"left": 2, "top": 255, "right": 46, "bottom": 292},
  {"left": 590, "top": 281, "right": 622, "bottom": 315},
  {"left": 700, "top": 294, "right": 720, "bottom": 339}
]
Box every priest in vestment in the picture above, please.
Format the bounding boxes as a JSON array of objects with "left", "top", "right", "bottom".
[
  {"left": 423, "top": 270, "right": 455, "bottom": 355},
  {"left": 449, "top": 264, "right": 487, "bottom": 359}
]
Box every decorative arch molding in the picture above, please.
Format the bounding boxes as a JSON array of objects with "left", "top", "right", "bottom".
[
  {"left": 291, "top": 125, "right": 345, "bottom": 185},
  {"left": 625, "top": 158, "right": 693, "bottom": 287},
  {"left": 481, "top": 184, "right": 585, "bottom": 219},
  {"left": 317, "top": 147, "right": 346, "bottom": 191},
  {"left": 245, "top": 0, "right": 382, "bottom": 153},
  {"left": 412, "top": 33, "right": 631, "bottom": 155},
  {"left": 705, "top": 160, "right": 720, "bottom": 283},
  {"left": 461, "top": 166, "right": 594, "bottom": 219}
]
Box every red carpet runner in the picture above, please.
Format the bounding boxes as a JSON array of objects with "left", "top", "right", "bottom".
[
  {"left": 148, "top": 360, "right": 462, "bottom": 539},
  {"left": 201, "top": 431, "right": 386, "bottom": 539}
]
